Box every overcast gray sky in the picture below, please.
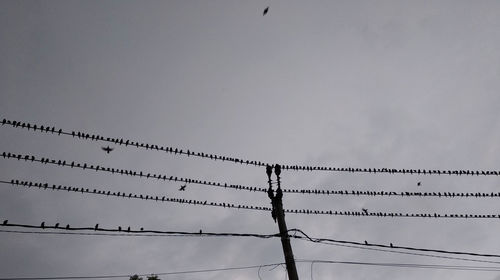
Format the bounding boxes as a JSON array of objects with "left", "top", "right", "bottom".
[{"left": 2, "top": 1, "right": 500, "bottom": 279}]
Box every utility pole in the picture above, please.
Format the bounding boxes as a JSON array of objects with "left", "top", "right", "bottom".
[{"left": 267, "top": 164, "right": 299, "bottom": 280}]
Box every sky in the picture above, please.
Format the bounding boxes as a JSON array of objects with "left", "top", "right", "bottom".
[{"left": 2, "top": 0, "right": 500, "bottom": 279}]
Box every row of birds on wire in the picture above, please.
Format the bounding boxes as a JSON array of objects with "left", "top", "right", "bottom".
[
  {"left": 4, "top": 179, "right": 500, "bottom": 219},
  {"left": 1, "top": 151, "right": 267, "bottom": 192},
  {"left": 4, "top": 152, "right": 500, "bottom": 199},
  {"left": 2, "top": 117, "right": 499, "bottom": 176},
  {"left": 2, "top": 179, "right": 271, "bottom": 212}
]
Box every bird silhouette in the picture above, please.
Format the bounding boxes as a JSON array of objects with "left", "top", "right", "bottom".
[
  {"left": 55, "top": 223, "right": 59, "bottom": 228},
  {"left": 390, "top": 243, "right": 393, "bottom": 248},
  {"left": 41, "top": 222, "right": 45, "bottom": 229},
  {"left": 179, "top": 184, "right": 187, "bottom": 191},
  {"left": 263, "top": 6, "right": 269, "bottom": 16},
  {"left": 364, "top": 240, "right": 368, "bottom": 245},
  {"left": 2, "top": 220, "right": 7, "bottom": 225},
  {"left": 362, "top": 208, "right": 368, "bottom": 214},
  {"left": 94, "top": 224, "right": 99, "bottom": 231},
  {"left": 417, "top": 181, "right": 421, "bottom": 186},
  {"left": 101, "top": 146, "right": 114, "bottom": 154}
]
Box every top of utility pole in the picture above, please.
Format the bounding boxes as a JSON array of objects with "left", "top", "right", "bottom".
[{"left": 266, "top": 164, "right": 299, "bottom": 280}]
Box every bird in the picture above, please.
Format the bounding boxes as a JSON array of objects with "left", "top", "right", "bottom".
[
  {"left": 390, "top": 243, "right": 394, "bottom": 248},
  {"left": 362, "top": 208, "right": 368, "bottom": 214},
  {"left": 94, "top": 224, "right": 99, "bottom": 231},
  {"left": 179, "top": 184, "right": 187, "bottom": 191},
  {"left": 417, "top": 181, "right": 421, "bottom": 186},
  {"left": 55, "top": 223, "right": 59, "bottom": 228},
  {"left": 263, "top": 6, "right": 269, "bottom": 16},
  {"left": 101, "top": 146, "right": 114, "bottom": 154},
  {"left": 40, "top": 222, "right": 45, "bottom": 229},
  {"left": 2, "top": 220, "right": 7, "bottom": 225},
  {"left": 364, "top": 240, "right": 368, "bottom": 245}
]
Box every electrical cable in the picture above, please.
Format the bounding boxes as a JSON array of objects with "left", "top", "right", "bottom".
[
  {"left": 283, "top": 188, "right": 500, "bottom": 198},
  {"left": 3, "top": 118, "right": 498, "bottom": 176},
  {"left": 288, "top": 229, "right": 500, "bottom": 258},
  {"left": 1, "top": 179, "right": 271, "bottom": 213},
  {"left": 294, "top": 259, "right": 500, "bottom": 272},
  {"left": 2, "top": 222, "right": 500, "bottom": 260},
  {"left": 5, "top": 178, "right": 500, "bottom": 220},
  {"left": 0, "top": 263, "right": 285, "bottom": 280},
  {"left": 0, "top": 221, "right": 280, "bottom": 238},
  {"left": 1, "top": 152, "right": 267, "bottom": 193}
]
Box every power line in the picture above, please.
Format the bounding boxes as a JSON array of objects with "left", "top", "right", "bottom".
[
  {"left": 0, "top": 263, "right": 285, "bottom": 280},
  {"left": 1, "top": 151, "right": 267, "bottom": 193},
  {"left": 289, "top": 229, "right": 500, "bottom": 258},
  {"left": 1, "top": 179, "right": 271, "bottom": 213},
  {"left": 295, "top": 259, "right": 500, "bottom": 272},
  {"left": 283, "top": 208, "right": 500, "bottom": 219},
  {"left": 0, "top": 221, "right": 280, "bottom": 238},
  {"left": 295, "top": 235, "right": 500, "bottom": 265},
  {"left": 6, "top": 178, "right": 500, "bottom": 220},
  {"left": 283, "top": 188, "right": 500, "bottom": 199},
  {"left": 0, "top": 229, "right": 203, "bottom": 237},
  {"left": 4, "top": 177, "right": 500, "bottom": 220},
  {"left": 3, "top": 222, "right": 500, "bottom": 260},
  {"left": 2, "top": 260, "right": 500, "bottom": 280},
  {"left": 3, "top": 117, "right": 499, "bottom": 176},
  {"left": 4, "top": 151, "right": 500, "bottom": 200},
  {"left": 3, "top": 229, "right": 498, "bottom": 266},
  {"left": 0, "top": 117, "right": 267, "bottom": 167}
]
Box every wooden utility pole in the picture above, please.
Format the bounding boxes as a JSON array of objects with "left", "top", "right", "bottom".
[{"left": 267, "top": 164, "right": 299, "bottom": 280}]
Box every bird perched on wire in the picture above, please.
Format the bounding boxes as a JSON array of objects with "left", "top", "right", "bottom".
[
  {"left": 179, "top": 184, "right": 187, "bottom": 191},
  {"left": 102, "top": 146, "right": 114, "bottom": 154},
  {"left": 263, "top": 6, "right": 269, "bottom": 16}
]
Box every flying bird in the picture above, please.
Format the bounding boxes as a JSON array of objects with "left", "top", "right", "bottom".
[
  {"left": 362, "top": 208, "right": 368, "bottom": 214},
  {"left": 417, "top": 181, "right": 421, "bottom": 186},
  {"left": 263, "top": 6, "right": 269, "bottom": 16},
  {"left": 179, "top": 184, "right": 187, "bottom": 191},
  {"left": 101, "top": 146, "right": 114, "bottom": 154}
]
